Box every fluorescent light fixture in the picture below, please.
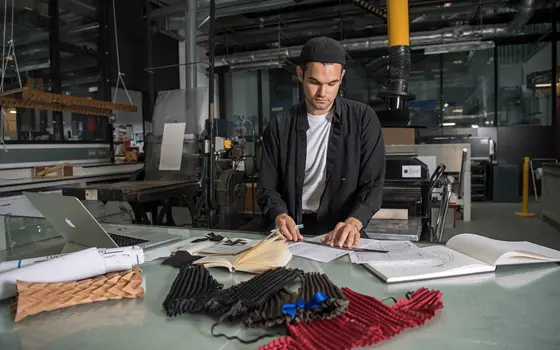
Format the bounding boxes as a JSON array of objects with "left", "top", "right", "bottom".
[
  {"left": 452, "top": 108, "right": 463, "bottom": 113},
  {"left": 535, "top": 83, "right": 551, "bottom": 88},
  {"left": 9, "top": 109, "right": 16, "bottom": 114},
  {"left": 471, "top": 124, "right": 479, "bottom": 128},
  {"left": 423, "top": 41, "right": 495, "bottom": 55},
  {"left": 444, "top": 103, "right": 449, "bottom": 107},
  {"left": 88, "top": 86, "right": 99, "bottom": 92},
  {"left": 442, "top": 122, "right": 456, "bottom": 127}
]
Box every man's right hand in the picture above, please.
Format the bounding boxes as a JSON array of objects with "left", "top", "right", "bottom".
[{"left": 274, "top": 214, "right": 303, "bottom": 241}]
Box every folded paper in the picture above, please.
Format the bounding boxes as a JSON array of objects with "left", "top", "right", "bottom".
[{"left": 12, "top": 268, "right": 144, "bottom": 322}]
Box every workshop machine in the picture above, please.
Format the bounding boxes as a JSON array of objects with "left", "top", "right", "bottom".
[{"left": 365, "top": 155, "right": 432, "bottom": 241}]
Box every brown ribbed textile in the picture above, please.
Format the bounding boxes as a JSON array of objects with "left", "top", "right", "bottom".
[
  {"left": 242, "top": 272, "right": 348, "bottom": 328},
  {"left": 294, "top": 272, "right": 348, "bottom": 323},
  {"left": 12, "top": 268, "right": 144, "bottom": 322},
  {"left": 244, "top": 289, "right": 297, "bottom": 328},
  {"left": 163, "top": 265, "right": 223, "bottom": 317},
  {"left": 207, "top": 267, "right": 303, "bottom": 319}
]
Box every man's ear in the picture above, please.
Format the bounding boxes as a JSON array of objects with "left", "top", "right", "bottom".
[{"left": 296, "top": 66, "right": 304, "bottom": 83}]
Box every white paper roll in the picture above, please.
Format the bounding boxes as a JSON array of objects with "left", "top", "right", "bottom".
[{"left": 0, "top": 247, "right": 138, "bottom": 300}]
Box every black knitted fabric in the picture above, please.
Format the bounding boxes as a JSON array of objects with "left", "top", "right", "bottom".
[
  {"left": 163, "top": 265, "right": 223, "bottom": 317},
  {"left": 206, "top": 267, "right": 303, "bottom": 319},
  {"left": 294, "top": 272, "right": 348, "bottom": 323}
]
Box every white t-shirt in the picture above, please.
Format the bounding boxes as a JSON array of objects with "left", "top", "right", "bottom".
[{"left": 301, "top": 111, "right": 333, "bottom": 213}]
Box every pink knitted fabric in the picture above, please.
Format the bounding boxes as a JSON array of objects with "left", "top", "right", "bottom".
[{"left": 260, "top": 288, "right": 443, "bottom": 350}]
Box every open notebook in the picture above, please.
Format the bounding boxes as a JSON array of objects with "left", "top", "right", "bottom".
[
  {"left": 364, "top": 233, "right": 560, "bottom": 283},
  {"left": 193, "top": 234, "right": 292, "bottom": 274}
]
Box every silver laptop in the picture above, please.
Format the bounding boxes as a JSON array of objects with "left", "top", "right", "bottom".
[{"left": 23, "top": 191, "right": 183, "bottom": 250}]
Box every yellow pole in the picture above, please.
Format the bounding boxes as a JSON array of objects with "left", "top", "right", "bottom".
[
  {"left": 515, "top": 156, "right": 536, "bottom": 217},
  {"left": 387, "top": 0, "right": 410, "bottom": 46}
]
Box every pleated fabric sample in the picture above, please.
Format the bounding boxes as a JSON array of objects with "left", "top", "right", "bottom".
[
  {"left": 207, "top": 267, "right": 303, "bottom": 319},
  {"left": 294, "top": 272, "right": 348, "bottom": 323},
  {"left": 260, "top": 287, "right": 444, "bottom": 350},
  {"left": 162, "top": 265, "right": 223, "bottom": 317},
  {"left": 12, "top": 268, "right": 144, "bottom": 322},
  {"left": 243, "top": 272, "right": 348, "bottom": 328},
  {"left": 243, "top": 288, "right": 297, "bottom": 328}
]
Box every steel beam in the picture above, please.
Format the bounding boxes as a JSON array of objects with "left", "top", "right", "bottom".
[{"left": 186, "top": 0, "right": 197, "bottom": 90}]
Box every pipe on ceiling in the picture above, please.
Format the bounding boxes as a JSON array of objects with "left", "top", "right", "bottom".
[
  {"left": 153, "top": 0, "right": 327, "bottom": 20},
  {"left": 213, "top": 0, "right": 536, "bottom": 67}
]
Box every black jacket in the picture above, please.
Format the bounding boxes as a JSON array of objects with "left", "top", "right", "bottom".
[{"left": 256, "top": 97, "right": 385, "bottom": 231}]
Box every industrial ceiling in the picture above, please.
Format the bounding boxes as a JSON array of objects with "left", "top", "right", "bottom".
[{"left": 0, "top": 0, "right": 556, "bottom": 93}]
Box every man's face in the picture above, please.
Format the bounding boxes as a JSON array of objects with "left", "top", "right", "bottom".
[{"left": 297, "top": 62, "right": 345, "bottom": 115}]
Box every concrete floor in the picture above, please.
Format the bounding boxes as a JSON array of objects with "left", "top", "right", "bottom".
[{"left": 445, "top": 202, "right": 560, "bottom": 250}]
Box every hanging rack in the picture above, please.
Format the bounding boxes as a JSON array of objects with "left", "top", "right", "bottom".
[{"left": 0, "top": 0, "right": 138, "bottom": 117}]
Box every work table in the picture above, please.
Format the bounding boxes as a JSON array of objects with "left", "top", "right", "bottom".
[{"left": 0, "top": 216, "right": 559, "bottom": 350}]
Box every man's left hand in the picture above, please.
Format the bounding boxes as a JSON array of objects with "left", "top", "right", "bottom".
[{"left": 321, "top": 218, "right": 363, "bottom": 248}]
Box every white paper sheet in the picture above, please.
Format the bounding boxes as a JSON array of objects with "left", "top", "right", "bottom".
[
  {"left": 288, "top": 238, "right": 378, "bottom": 263},
  {"left": 349, "top": 240, "right": 438, "bottom": 264},
  {"left": 198, "top": 238, "right": 260, "bottom": 256},
  {"left": 143, "top": 237, "right": 219, "bottom": 261},
  {"left": 158, "top": 122, "right": 186, "bottom": 171},
  {"left": 289, "top": 242, "right": 348, "bottom": 263}
]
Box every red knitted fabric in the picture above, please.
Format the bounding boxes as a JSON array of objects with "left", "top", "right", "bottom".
[{"left": 260, "top": 288, "right": 443, "bottom": 350}]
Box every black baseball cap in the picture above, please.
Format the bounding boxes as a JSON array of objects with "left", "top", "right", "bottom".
[{"left": 299, "top": 36, "right": 347, "bottom": 67}]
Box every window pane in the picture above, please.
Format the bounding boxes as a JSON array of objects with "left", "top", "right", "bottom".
[
  {"left": 408, "top": 52, "right": 441, "bottom": 115},
  {"left": 442, "top": 49, "right": 495, "bottom": 128},
  {"left": 267, "top": 67, "right": 299, "bottom": 125},
  {"left": 344, "top": 59, "right": 382, "bottom": 106},
  {"left": 497, "top": 42, "right": 552, "bottom": 126},
  {"left": 61, "top": 83, "right": 110, "bottom": 142},
  {"left": 2, "top": 107, "right": 56, "bottom": 141}
]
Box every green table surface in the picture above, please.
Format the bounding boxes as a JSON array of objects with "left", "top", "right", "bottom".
[{"left": 0, "top": 215, "right": 559, "bottom": 350}]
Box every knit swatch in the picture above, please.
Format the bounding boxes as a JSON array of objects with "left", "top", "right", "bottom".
[
  {"left": 243, "top": 272, "right": 348, "bottom": 328},
  {"left": 162, "top": 265, "right": 223, "bottom": 317},
  {"left": 207, "top": 267, "right": 303, "bottom": 319},
  {"left": 260, "top": 287, "right": 444, "bottom": 350},
  {"left": 243, "top": 288, "right": 297, "bottom": 328},
  {"left": 294, "top": 272, "right": 348, "bottom": 323}
]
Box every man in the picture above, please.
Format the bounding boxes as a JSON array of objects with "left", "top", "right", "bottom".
[{"left": 256, "top": 36, "right": 385, "bottom": 248}]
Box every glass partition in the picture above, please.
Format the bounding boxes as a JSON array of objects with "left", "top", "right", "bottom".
[
  {"left": 497, "top": 42, "right": 553, "bottom": 126},
  {"left": 442, "top": 49, "right": 495, "bottom": 128}
]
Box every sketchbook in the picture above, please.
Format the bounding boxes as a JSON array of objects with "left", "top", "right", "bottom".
[
  {"left": 364, "top": 233, "right": 560, "bottom": 283},
  {"left": 193, "top": 234, "right": 292, "bottom": 274}
]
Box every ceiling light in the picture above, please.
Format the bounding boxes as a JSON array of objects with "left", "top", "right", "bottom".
[
  {"left": 444, "top": 103, "right": 449, "bottom": 107},
  {"left": 443, "top": 2, "right": 452, "bottom": 7},
  {"left": 471, "top": 124, "right": 479, "bottom": 128},
  {"left": 9, "top": 109, "right": 16, "bottom": 114},
  {"left": 535, "top": 83, "right": 551, "bottom": 88},
  {"left": 453, "top": 60, "right": 463, "bottom": 64},
  {"left": 442, "top": 122, "right": 456, "bottom": 127},
  {"left": 452, "top": 108, "right": 463, "bottom": 113}
]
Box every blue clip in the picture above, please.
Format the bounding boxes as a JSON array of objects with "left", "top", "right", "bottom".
[{"left": 282, "top": 292, "right": 328, "bottom": 318}]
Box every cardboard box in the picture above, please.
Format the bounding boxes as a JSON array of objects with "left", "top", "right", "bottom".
[{"left": 382, "top": 128, "right": 415, "bottom": 145}]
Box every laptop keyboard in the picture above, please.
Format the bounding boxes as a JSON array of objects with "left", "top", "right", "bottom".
[{"left": 108, "top": 233, "right": 149, "bottom": 247}]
